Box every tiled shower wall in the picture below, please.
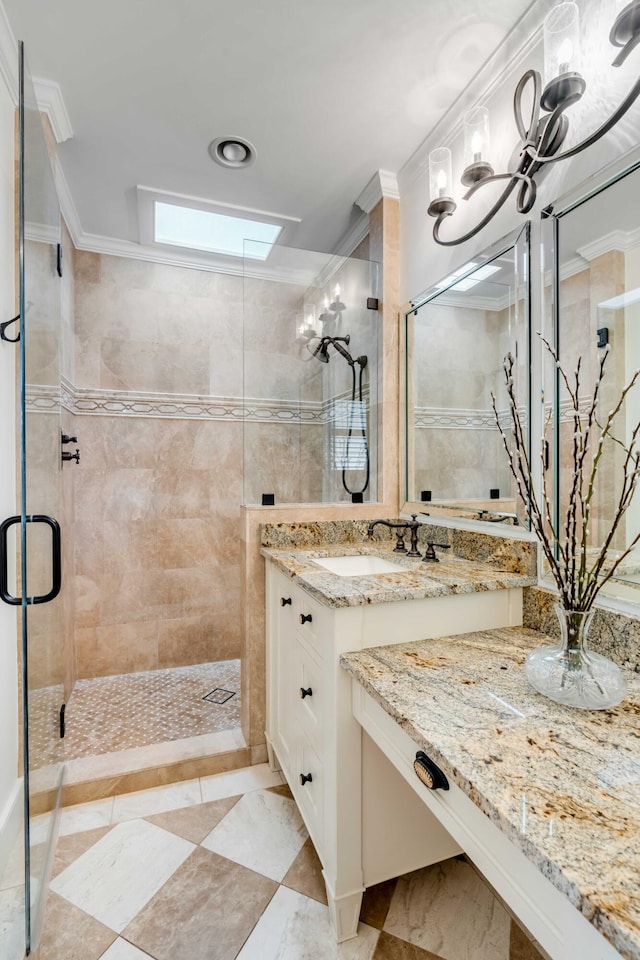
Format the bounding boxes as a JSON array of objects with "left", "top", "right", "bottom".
[{"left": 72, "top": 251, "right": 325, "bottom": 678}]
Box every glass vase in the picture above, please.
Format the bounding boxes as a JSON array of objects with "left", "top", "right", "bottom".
[{"left": 524, "top": 603, "right": 627, "bottom": 709}]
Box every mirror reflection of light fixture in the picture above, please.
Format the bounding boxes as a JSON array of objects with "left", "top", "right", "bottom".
[{"left": 427, "top": 0, "right": 640, "bottom": 246}]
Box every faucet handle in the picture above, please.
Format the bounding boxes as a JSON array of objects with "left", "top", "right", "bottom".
[
  {"left": 422, "top": 542, "right": 450, "bottom": 563},
  {"left": 393, "top": 530, "right": 407, "bottom": 554}
]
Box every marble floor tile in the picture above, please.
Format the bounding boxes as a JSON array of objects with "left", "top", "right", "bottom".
[
  {"left": 111, "top": 778, "right": 201, "bottom": 822},
  {"left": 510, "top": 921, "right": 546, "bottom": 960},
  {"left": 58, "top": 797, "right": 115, "bottom": 836},
  {"left": 29, "top": 810, "right": 57, "bottom": 847},
  {"left": 283, "top": 836, "right": 327, "bottom": 905},
  {"left": 383, "top": 859, "right": 511, "bottom": 960},
  {"left": 200, "top": 762, "right": 284, "bottom": 801},
  {"left": 50, "top": 819, "right": 194, "bottom": 932},
  {"left": 360, "top": 879, "right": 397, "bottom": 930},
  {"left": 201, "top": 788, "right": 307, "bottom": 882},
  {"left": 0, "top": 831, "right": 25, "bottom": 891},
  {"left": 236, "top": 886, "right": 379, "bottom": 960},
  {"left": 0, "top": 885, "right": 25, "bottom": 960},
  {"left": 35, "top": 891, "right": 116, "bottom": 960},
  {"left": 144, "top": 795, "right": 241, "bottom": 843},
  {"left": 51, "top": 825, "right": 113, "bottom": 879},
  {"left": 372, "top": 931, "right": 442, "bottom": 959},
  {"left": 100, "top": 938, "right": 157, "bottom": 959},
  {"left": 123, "top": 846, "right": 277, "bottom": 960}
]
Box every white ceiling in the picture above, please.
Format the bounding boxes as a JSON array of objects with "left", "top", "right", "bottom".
[{"left": 6, "top": 0, "right": 535, "bottom": 255}]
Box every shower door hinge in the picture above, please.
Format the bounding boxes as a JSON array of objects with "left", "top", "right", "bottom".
[{"left": 59, "top": 703, "right": 66, "bottom": 739}]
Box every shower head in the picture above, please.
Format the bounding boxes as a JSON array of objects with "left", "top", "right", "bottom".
[{"left": 307, "top": 335, "right": 353, "bottom": 365}]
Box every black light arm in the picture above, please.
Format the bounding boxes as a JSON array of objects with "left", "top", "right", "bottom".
[{"left": 428, "top": 2, "right": 640, "bottom": 247}]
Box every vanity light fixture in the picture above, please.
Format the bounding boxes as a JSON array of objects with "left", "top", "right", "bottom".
[{"left": 427, "top": 0, "right": 640, "bottom": 246}]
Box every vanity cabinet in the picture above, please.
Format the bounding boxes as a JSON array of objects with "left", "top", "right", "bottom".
[{"left": 265, "top": 559, "right": 526, "bottom": 941}]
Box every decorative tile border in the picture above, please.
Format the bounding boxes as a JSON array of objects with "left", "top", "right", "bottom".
[
  {"left": 414, "top": 405, "right": 522, "bottom": 431},
  {"left": 26, "top": 380, "right": 371, "bottom": 426}
]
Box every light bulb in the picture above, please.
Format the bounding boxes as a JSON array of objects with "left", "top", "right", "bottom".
[
  {"left": 558, "top": 38, "right": 573, "bottom": 73},
  {"left": 437, "top": 168, "right": 448, "bottom": 197},
  {"left": 334, "top": 284, "right": 341, "bottom": 299},
  {"left": 323, "top": 296, "right": 329, "bottom": 310},
  {"left": 471, "top": 131, "right": 483, "bottom": 162}
]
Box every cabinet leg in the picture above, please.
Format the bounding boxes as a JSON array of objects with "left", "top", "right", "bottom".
[
  {"left": 323, "top": 874, "right": 364, "bottom": 942},
  {"left": 265, "top": 737, "right": 281, "bottom": 773}
]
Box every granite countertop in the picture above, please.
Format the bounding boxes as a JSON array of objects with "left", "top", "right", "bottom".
[
  {"left": 340, "top": 629, "right": 640, "bottom": 960},
  {"left": 261, "top": 543, "right": 536, "bottom": 609}
]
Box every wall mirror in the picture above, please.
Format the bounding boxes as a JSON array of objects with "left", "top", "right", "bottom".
[
  {"left": 404, "top": 223, "right": 531, "bottom": 527},
  {"left": 546, "top": 161, "right": 640, "bottom": 602}
]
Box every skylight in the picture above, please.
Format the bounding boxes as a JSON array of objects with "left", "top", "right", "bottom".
[
  {"left": 154, "top": 201, "right": 282, "bottom": 260},
  {"left": 451, "top": 263, "right": 501, "bottom": 292}
]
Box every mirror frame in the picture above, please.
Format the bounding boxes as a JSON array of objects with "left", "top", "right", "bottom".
[
  {"left": 544, "top": 155, "right": 640, "bottom": 595},
  {"left": 402, "top": 222, "right": 532, "bottom": 529}
]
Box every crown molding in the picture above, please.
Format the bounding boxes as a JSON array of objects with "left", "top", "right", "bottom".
[
  {"left": 55, "top": 157, "right": 82, "bottom": 246},
  {"left": 355, "top": 170, "right": 400, "bottom": 215},
  {"left": 32, "top": 77, "right": 73, "bottom": 142},
  {"left": 398, "top": 0, "right": 554, "bottom": 192},
  {"left": 332, "top": 211, "right": 369, "bottom": 257},
  {"left": 577, "top": 227, "right": 640, "bottom": 262},
  {"left": 0, "top": 0, "right": 17, "bottom": 104}
]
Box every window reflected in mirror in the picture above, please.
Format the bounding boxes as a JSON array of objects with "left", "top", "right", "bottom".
[{"left": 405, "top": 224, "right": 530, "bottom": 527}]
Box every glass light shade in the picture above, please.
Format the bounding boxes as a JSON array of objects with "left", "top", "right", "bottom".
[
  {"left": 429, "top": 148, "right": 453, "bottom": 201},
  {"left": 543, "top": 2, "right": 581, "bottom": 83},
  {"left": 464, "top": 107, "right": 491, "bottom": 166}
]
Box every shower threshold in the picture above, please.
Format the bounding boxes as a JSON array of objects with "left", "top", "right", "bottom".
[{"left": 31, "top": 660, "right": 249, "bottom": 811}]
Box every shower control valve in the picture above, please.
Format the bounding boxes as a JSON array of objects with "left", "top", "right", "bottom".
[
  {"left": 61, "top": 433, "right": 78, "bottom": 444},
  {"left": 62, "top": 448, "right": 80, "bottom": 465}
]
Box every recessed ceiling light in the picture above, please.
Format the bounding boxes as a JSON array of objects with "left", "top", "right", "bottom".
[{"left": 208, "top": 136, "right": 256, "bottom": 168}]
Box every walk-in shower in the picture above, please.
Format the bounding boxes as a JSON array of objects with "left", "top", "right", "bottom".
[
  {"left": 306, "top": 335, "right": 370, "bottom": 497},
  {"left": 242, "top": 243, "right": 379, "bottom": 505}
]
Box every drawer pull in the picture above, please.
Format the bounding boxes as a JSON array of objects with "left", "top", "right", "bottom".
[
  {"left": 280, "top": 597, "right": 292, "bottom": 606},
  {"left": 300, "top": 772, "right": 313, "bottom": 786},
  {"left": 300, "top": 613, "right": 313, "bottom": 624},
  {"left": 300, "top": 686, "right": 313, "bottom": 699},
  {"left": 413, "top": 751, "right": 449, "bottom": 791}
]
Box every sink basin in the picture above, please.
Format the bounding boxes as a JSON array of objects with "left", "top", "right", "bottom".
[{"left": 311, "top": 555, "right": 407, "bottom": 576}]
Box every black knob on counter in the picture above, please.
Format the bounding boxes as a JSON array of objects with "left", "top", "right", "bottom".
[
  {"left": 280, "top": 597, "right": 292, "bottom": 606},
  {"left": 300, "top": 613, "right": 312, "bottom": 624},
  {"left": 413, "top": 751, "right": 449, "bottom": 791},
  {"left": 300, "top": 687, "right": 313, "bottom": 699},
  {"left": 300, "top": 772, "right": 313, "bottom": 786}
]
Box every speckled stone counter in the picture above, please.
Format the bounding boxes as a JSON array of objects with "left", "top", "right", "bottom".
[
  {"left": 340, "top": 629, "right": 640, "bottom": 960},
  {"left": 261, "top": 543, "right": 536, "bottom": 609}
]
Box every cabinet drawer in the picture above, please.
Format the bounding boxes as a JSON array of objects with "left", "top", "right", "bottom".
[
  {"left": 295, "top": 641, "right": 323, "bottom": 753},
  {"left": 292, "top": 736, "right": 324, "bottom": 851},
  {"left": 294, "top": 590, "right": 332, "bottom": 661}
]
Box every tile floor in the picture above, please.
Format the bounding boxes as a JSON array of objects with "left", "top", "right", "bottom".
[
  {"left": 62, "top": 660, "right": 242, "bottom": 758},
  {"left": 34, "top": 763, "right": 546, "bottom": 960}
]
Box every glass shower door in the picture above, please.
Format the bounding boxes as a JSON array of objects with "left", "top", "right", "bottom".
[{"left": 17, "top": 43, "right": 65, "bottom": 955}]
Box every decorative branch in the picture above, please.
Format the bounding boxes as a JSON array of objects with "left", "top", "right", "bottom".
[{"left": 493, "top": 338, "right": 640, "bottom": 612}]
